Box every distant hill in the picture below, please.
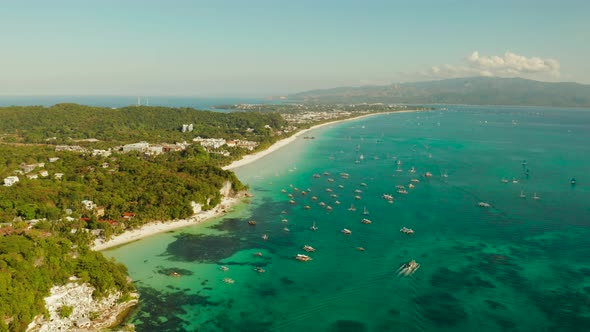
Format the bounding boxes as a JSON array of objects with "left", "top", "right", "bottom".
[{"left": 290, "top": 77, "right": 590, "bottom": 107}]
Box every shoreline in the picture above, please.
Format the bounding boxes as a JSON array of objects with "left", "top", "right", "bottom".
[
  {"left": 92, "top": 196, "right": 243, "bottom": 251},
  {"left": 223, "top": 110, "right": 418, "bottom": 170},
  {"left": 94, "top": 110, "right": 418, "bottom": 251}
]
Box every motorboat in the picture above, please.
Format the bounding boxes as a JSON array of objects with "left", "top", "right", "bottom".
[
  {"left": 328, "top": 178, "right": 335, "bottom": 182},
  {"left": 519, "top": 191, "right": 526, "bottom": 198},
  {"left": 312, "top": 196, "right": 318, "bottom": 200},
  {"left": 281, "top": 189, "right": 287, "bottom": 193},
  {"left": 295, "top": 254, "right": 312, "bottom": 262},
  {"left": 255, "top": 267, "right": 265, "bottom": 273},
  {"left": 281, "top": 210, "right": 287, "bottom": 214},
  {"left": 533, "top": 193, "right": 540, "bottom": 200},
  {"left": 262, "top": 234, "right": 268, "bottom": 241},
  {"left": 253, "top": 252, "right": 263, "bottom": 257},
  {"left": 382, "top": 194, "right": 394, "bottom": 201},
  {"left": 357, "top": 247, "right": 365, "bottom": 251},
  {"left": 410, "top": 179, "right": 420, "bottom": 183},
  {"left": 313, "top": 174, "right": 321, "bottom": 178},
  {"left": 571, "top": 178, "right": 577, "bottom": 185},
  {"left": 248, "top": 220, "right": 257, "bottom": 226},
  {"left": 397, "top": 189, "right": 408, "bottom": 195},
  {"left": 501, "top": 178, "right": 509, "bottom": 183},
  {"left": 326, "top": 206, "right": 333, "bottom": 211},
  {"left": 341, "top": 228, "right": 352, "bottom": 235},
  {"left": 408, "top": 183, "right": 415, "bottom": 189},
  {"left": 512, "top": 178, "right": 519, "bottom": 184},
  {"left": 355, "top": 195, "right": 362, "bottom": 200},
  {"left": 355, "top": 189, "right": 363, "bottom": 193},
  {"left": 223, "top": 277, "right": 235, "bottom": 284},
  {"left": 338, "top": 184, "right": 345, "bottom": 189},
  {"left": 424, "top": 172, "right": 433, "bottom": 178},
  {"left": 360, "top": 182, "right": 367, "bottom": 187},
  {"left": 348, "top": 204, "right": 356, "bottom": 212},
  {"left": 284, "top": 227, "right": 290, "bottom": 232},
  {"left": 323, "top": 172, "right": 330, "bottom": 176},
  {"left": 289, "top": 200, "right": 296, "bottom": 204},
  {"left": 303, "top": 245, "right": 316, "bottom": 252},
  {"left": 335, "top": 200, "right": 341, "bottom": 205},
  {"left": 219, "top": 266, "right": 229, "bottom": 272},
  {"left": 478, "top": 202, "right": 491, "bottom": 207},
  {"left": 311, "top": 221, "right": 318, "bottom": 231},
  {"left": 409, "top": 166, "right": 416, "bottom": 173},
  {"left": 304, "top": 205, "right": 311, "bottom": 210},
  {"left": 361, "top": 218, "right": 372, "bottom": 224},
  {"left": 326, "top": 188, "right": 333, "bottom": 192},
  {"left": 319, "top": 202, "right": 326, "bottom": 207}
]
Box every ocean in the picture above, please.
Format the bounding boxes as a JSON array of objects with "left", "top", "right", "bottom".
[{"left": 105, "top": 105, "right": 590, "bottom": 331}]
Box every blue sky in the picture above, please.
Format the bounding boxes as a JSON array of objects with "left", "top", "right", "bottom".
[{"left": 1, "top": 0, "right": 588, "bottom": 96}]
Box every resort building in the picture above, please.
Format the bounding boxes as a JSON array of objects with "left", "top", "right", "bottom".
[
  {"left": 122, "top": 142, "right": 149, "bottom": 153},
  {"left": 3, "top": 176, "right": 19, "bottom": 186}
]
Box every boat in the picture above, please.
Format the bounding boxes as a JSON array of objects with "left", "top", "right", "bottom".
[
  {"left": 341, "top": 228, "right": 352, "bottom": 235},
  {"left": 397, "top": 189, "right": 408, "bottom": 195},
  {"left": 255, "top": 267, "right": 265, "bottom": 273},
  {"left": 313, "top": 174, "right": 321, "bottom": 178},
  {"left": 361, "top": 218, "right": 372, "bottom": 224},
  {"left": 311, "top": 196, "right": 318, "bottom": 200},
  {"left": 348, "top": 204, "right": 356, "bottom": 212},
  {"left": 338, "top": 184, "right": 344, "bottom": 189},
  {"left": 382, "top": 194, "right": 394, "bottom": 201},
  {"left": 408, "top": 183, "right": 415, "bottom": 189},
  {"left": 328, "top": 178, "right": 335, "bottom": 182},
  {"left": 169, "top": 271, "right": 181, "bottom": 277},
  {"left": 359, "top": 154, "right": 365, "bottom": 160},
  {"left": 360, "top": 182, "right": 367, "bottom": 187},
  {"left": 253, "top": 252, "right": 263, "bottom": 257},
  {"left": 397, "top": 260, "right": 420, "bottom": 276},
  {"left": 362, "top": 207, "right": 369, "bottom": 215},
  {"left": 357, "top": 247, "right": 365, "bottom": 251},
  {"left": 281, "top": 189, "right": 287, "bottom": 193},
  {"left": 311, "top": 221, "right": 318, "bottom": 231},
  {"left": 424, "top": 172, "right": 433, "bottom": 178},
  {"left": 281, "top": 219, "right": 289, "bottom": 223},
  {"left": 354, "top": 189, "right": 363, "bottom": 193},
  {"left": 326, "top": 206, "right": 333, "bottom": 211},
  {"left": 519, "top": 191, "right": 526, "bottom": 198},
  {"left": 289, "top": 200, "right": 295, "bottom": 204},
  {"left": 262, "top": 234, "right": 268, "bottom": 241},
  {"left": 223, "top": 277, "right": 235, "bottom": 284},
  {"left": 409, "top": 166, "right": 416, "bottom": 173},
  {"left": 295, "top": 254, "right": 312, "bottom": 262},
  {"left": 303, "top": 245, "right": 316, "bottom": 252},
  {"left": 478, "top": 202, "right": 491, "bottom": 207},
  {"left": 323, "top": 172, "right": 330, "bottom": 176},
  {"left": 571, "top": 178, "right": 577, "bottom": 185},
  {"left": 248, "top": 220, "right": 257, "bottom": 226},
  {"left": 219, "top": 266, "right": 229, "bottom": 272},
  {"left": 284, "top": 227, "right": 290, "bottom": 232},
  {"left": 301, "top": 191, "right": 307, "bottom": 196},
  {"left": 281, "top": 210, "right": 287, "bottom": 214},
  {"left": 319, "top": 202, "right": 326, "bottom": 207},
  {"left": 355, "top": 195, "right": 361, "bottom": 200},
  {"left": 533, "top": 193, "right": 540, "bottom": 200},
  {"left": 410, "top": 179, "right": 420, "bottom": 183},
  {"left": 304, "top": 205, "right": 311, "bottom": 210},
  {"left": 400, "top": 227, "right": 414, "bottom": 235},
  {"left": 512, "top": 178, "right": 519, "bottom": 184},
  {"left": 331, "top": 194, "right": 338, "bottom": 198},
  {"left": 288, "top": 193, "right": 294, "bottom": 198},
  {"left": 326, "top": 188, "right": 333, "bottom": 192},
  {"left": 293, "top": 187, "right": 299, "bottom": 192},
  {"left": 501, "top": 178, "right": 509, "bottom": 183}
]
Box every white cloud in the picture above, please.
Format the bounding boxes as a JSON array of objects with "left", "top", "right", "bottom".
[{"left": 417, "top": 51, "right": 561, "bottom": 81}]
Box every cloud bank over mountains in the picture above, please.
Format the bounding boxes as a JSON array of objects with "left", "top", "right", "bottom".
[{"left": 423, "top": 51, "right": 560, "bottom": 81}]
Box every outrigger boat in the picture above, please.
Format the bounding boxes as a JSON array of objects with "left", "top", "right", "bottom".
[
  {"left": 400, "top": 227, "right": 414, "bottom": 235},
  {"left": 302, "top": 245, "right": 316, "bottom": 252},
  {"left": 295, "top": 254, "right": 312, "bottom": 262},
  {"left": 397, "top": 260, "right": 420, "bottom": 276}
]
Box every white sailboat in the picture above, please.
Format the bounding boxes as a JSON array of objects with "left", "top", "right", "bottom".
[
  {"left": 311, "top": 221, "right": 318, "bottom": 231},
  {"left": 362, "top": 207, "right": 369, "bottom": 215}
]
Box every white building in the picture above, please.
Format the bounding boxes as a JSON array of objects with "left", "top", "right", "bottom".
[
  {"left": 48, "top": 157, "right": 60, "bottom": 163},
  {"left": 122, "top": 142, "right": 149, "bottom": 153},
  {"left": 54, "top": 173, "right": 64, "bottom": 180},
  {"left": 3, "top": 176, "right": 19, "bottom": 186},
  {"left": 92, "top": 149, "right": 112, "bottom": 157},
  {"left": 39, "top": 170, "right": 49, "bottom": 177},
  {"left": 181, "top": 124, "right": 194, "bottom": 132},
  {"left": 193, "top": 137, "right": 226, "bottom": 149},
  {"left": 81, "top": 200, "right": 97, "bottom": 211}
]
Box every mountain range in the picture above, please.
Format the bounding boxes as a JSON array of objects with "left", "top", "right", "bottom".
[{"left": 289, "top": 77, "right": 590, "bottom": 108}]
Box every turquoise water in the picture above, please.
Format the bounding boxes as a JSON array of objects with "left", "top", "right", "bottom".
[{"left": 106, "top": 106, "right": 590, "bottom": 331}]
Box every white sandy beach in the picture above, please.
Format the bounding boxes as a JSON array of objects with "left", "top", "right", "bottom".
[
  {"left": 94, "top": 110, "right": 417, "bottom": 251},
  {"left": 223, "top": 110, "right": 416, "bottom": 170},
  {"left": 92, "top": 196, "right": 241, "bottom": 251}
]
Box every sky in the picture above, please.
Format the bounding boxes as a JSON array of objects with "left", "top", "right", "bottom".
[{"left": 1, "top": 0, "right": 589, "bottom": 96}]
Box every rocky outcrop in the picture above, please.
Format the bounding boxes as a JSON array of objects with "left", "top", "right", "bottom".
[{"left": 27, "top": 283, "right": 138, "bottom": 332}]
